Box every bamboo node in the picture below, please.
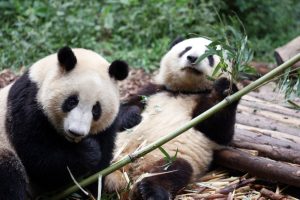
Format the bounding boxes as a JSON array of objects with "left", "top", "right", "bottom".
[
  {"left": 128, "top": 153, "right": 137, "bottom": 162},
  {"left": 225, "top": 97, "right": 233, "bottom": 104}
]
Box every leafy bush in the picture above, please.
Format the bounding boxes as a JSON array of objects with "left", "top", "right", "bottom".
[
  {"left": 221, "top": 0, "right": 300, "bottom": 61},
  {"left": 0, "top": 0, "right": 299, "bottom": 71}
]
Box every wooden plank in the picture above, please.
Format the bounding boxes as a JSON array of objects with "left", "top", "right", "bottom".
[
  {"left": 234, "top": 129, "right": 300, "bottom": 151},
  {"left": 241, "top": 95, "right": 300, "bottom": 118},
  {"left": 236, "top": 124, "right": 300, "bottom": 144},
  {"left": 231, "top": 140, "right": 300, "bottom": 164},
  {"left": 236, "top": 112, "right": 300, "bottom": 136},
  {"left": 238, "top": 105, "right": 300, "bottom": 128}
]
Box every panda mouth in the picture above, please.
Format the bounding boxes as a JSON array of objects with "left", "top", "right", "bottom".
[
  {"left": 63, "top": 132, "right": 85, "bottom": 143},
  {"left": 182, "top": 66, "right": 203, "bottom": 75}
]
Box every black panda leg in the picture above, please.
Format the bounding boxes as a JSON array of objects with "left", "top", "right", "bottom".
[
  {"left": 130, "top": 158, "right": 193, "bottom": 200},
  {"left": 0, "top": 149, "right": 27, "bottom": 200},
  {"left": 193, "top": 77, "right": 239, "bottom": 145}
]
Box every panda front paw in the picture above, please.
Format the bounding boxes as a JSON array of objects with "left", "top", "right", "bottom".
[
  {"left": 213, "top": 77, "right": 238, "bottom": 98},
  {"left": 118, "top": 105, "right": 142, "bottom": 131},
  {"left": 76, "top": 138, "right": 102, "bottom": 168},
  {"left": 130, "top": 180, "right": 170, "bottom": 200}
]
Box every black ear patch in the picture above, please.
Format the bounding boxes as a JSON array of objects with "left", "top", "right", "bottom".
[
  {"left": 58, "top": 46, "right": 77, "bottom": 71},
  {"left": 109, "top": 60, "right": 129, "bottom": 81},
  {"left": 169, "top": 36, "right": 185, "bottom": 49}
]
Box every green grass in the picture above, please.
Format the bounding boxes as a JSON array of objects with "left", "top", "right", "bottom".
[{"left": 0, "top": 0, "right": 299, "bottom": 71}]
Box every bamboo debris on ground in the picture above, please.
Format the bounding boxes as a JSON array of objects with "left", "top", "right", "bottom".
[
  {"left": 175, "top": 169, "right": 295, "bottom": 200},
  {"left": 260, "top": 188, "right": 289, "bottom": 200}
]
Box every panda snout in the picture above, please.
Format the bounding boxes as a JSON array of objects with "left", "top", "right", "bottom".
[{"left": 187, "top": 55, "right": 198, "bottom": 64}]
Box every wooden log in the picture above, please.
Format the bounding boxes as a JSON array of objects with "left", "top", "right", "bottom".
[
  {"left": 231, "top": 140, "right": 300, "bottom": 165},
  {"left": 240, "top": 96, "right": 300, "bottom": 119},
  {"left": 275, "top": 36, "right": 300, "bottom": 68},
  {"left": 238, "top": 105, "right": 300, "bottom": 128},
  {"left": 236, "top": 112, "right": 300, "bottom": 136},
  {"left": 260, "top": 188, "right": 288, "bottom": 200},
  {"left": 214, "top": 148, "right": 300, "bottom": 188},
  {"left": 236, "top": 124, "right": 300, "bottom": 144},
  {"left": 234, "top": 129, "right": 300, "bottom": 151}
]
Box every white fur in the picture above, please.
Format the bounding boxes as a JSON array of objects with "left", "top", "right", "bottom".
[
  {"left": 0, "top": 84, "right": 13, "bottom": 152},
  {"left": 156, "top": 37, "right": 220, "bottom": 92},
  {"left": 27, "top": 49, "right": 120, "bottom": 142}
]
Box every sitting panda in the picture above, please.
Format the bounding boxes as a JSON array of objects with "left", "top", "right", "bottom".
[
  {"left": 0, "top": 47, "right": 129, "bottom": 199},
  {"left": 105, "top": 37, "right": 240, "bottom": 200}
]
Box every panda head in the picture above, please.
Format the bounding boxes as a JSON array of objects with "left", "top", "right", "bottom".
[
  {"left": 29, "top": 47, "right": 128, "bottom": 142},
  {"left": 155, "top": 37, "right": 220, "bottom": 92}
]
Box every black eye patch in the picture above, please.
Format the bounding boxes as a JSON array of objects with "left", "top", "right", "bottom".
[
  {"left": 208, "top": 55, "right": 214, "bottom": 67},
  {"left": 179, "top": 46, "right": 192, "bottom": 57},
  {"left": 62, "top": 94, "right": 79, "bottom": 112},
  {"left": 92, "top": 101, "right": 101, "bottom": 121}
]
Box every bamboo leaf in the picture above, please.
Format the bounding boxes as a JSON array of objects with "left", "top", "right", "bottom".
[{"left": 158, "top": 146, "right": 171, "bottom": 162}]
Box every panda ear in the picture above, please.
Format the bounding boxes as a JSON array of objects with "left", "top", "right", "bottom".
[
  {"left": 58, "top": 46, "right": 77, "bottom": 72},
  {"left": 109, "top": 60, "right": 129, "bottom": 81},
  {"left": 169, "top": 36, "right": 185, "bottom": 49}
]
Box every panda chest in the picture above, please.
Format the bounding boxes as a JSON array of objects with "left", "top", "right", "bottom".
[{"left": 137, "top": 93, "right": 197, "bottom": 136}]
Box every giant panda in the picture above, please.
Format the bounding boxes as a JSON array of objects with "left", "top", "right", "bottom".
[
  {"left": 105, "top": 37, "right": 240, "bottom": 200},
  {"left": 0, "top": 47, "right": 129, "bottom": 199}
]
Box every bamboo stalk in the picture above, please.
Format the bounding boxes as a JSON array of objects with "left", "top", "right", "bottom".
[{"left": 50, "top": 53, "right": 300, "bottom": 200}]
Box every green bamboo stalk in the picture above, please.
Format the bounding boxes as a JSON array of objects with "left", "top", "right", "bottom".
[{"left": 50, "top": 53, "right": 300, "bottom": 200}]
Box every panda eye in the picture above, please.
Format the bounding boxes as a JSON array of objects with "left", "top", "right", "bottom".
[
  {"left": 207, "top": 55, "right": 214, "bottom": 67},
  {"left": 62, "top": 95, "right": 79, "bottom": 112},
  {"left": 92, "top": 101, "right": 101, "bottom": 121}
]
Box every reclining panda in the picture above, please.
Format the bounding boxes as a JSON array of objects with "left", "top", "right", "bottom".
[
  {"left": 105, "top": 37, "right": 240, "bottom": 200},
  {"left": 0, "top": 47, "right": 128, "bottom": 199}
]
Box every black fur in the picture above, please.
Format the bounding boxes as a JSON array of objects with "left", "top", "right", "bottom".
[
  {"left": 179, "top": 46, "right": 192, "bottom": 57},
  {"left": 130, "top": 158, "right": 193, "bottom": 200},
  {"left": 192, "top": 77, "right": 239, "bottom": 145},
  {"left": 62, "top": 94, "right": 79, "bottom": 112},
  {"left": 169, "top": 36, "right": 185, "bottom": 49},
  {"left": 109, "top": 60, "right": 129, "bottom": 81},
  {"left": 0, "top": 150, "right": 27, "bottom": 200},
  {"left": 208, "top": 55, "right": 214, "bottom": 67},
  {"left": 117, "top": 83, "right": 165, "bottom": 131},
  {"left": 92, "top": 101, "right": 101, "bottom": 121},
  {"left": 58, "top": 46, "right": 77, "bottom": 71},
  {"left": 5, "top": 72, "right": 117, "bottom": 196}
]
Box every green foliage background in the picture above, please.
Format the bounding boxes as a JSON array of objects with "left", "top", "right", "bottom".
[{"left": 0, "top": 0, "right": 299, "bottom": 71}]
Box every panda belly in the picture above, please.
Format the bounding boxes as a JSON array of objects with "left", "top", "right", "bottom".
[{"left": 114, "top": 92, "right": 217, "bottom": 184}]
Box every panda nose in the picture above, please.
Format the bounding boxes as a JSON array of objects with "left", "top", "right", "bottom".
[
  {"left": 68, "top": 129, "right": 85, "bottom": 137},
  {"left": 187, "top": 55, "right": 198, "bottom": 64}
]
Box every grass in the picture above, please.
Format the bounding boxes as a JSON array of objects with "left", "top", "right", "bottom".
[{"left": 1, "top": 0, "right": 299, "bottom": 72}]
